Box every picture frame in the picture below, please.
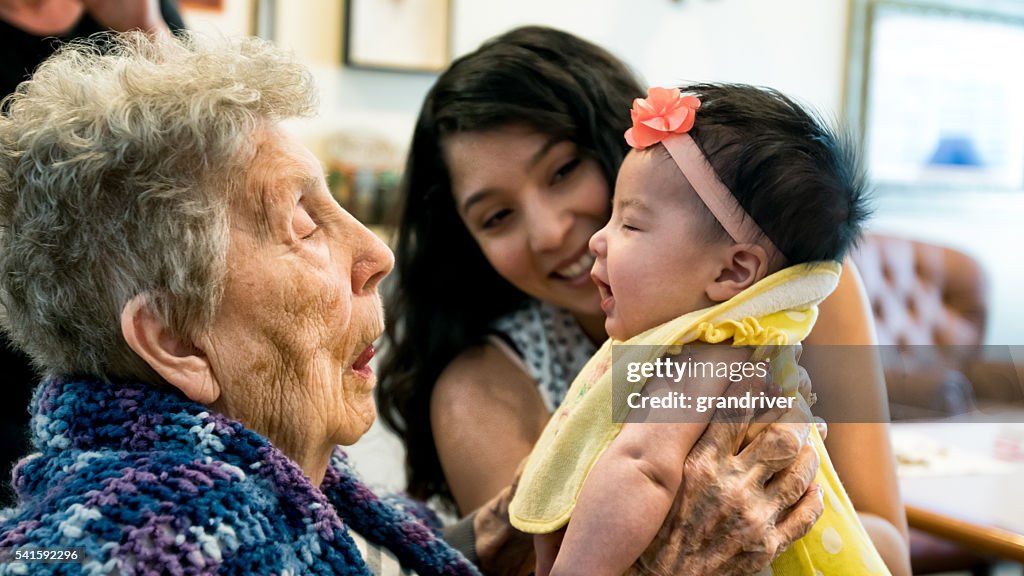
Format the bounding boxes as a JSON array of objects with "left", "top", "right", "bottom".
[
  {"left": 252, "top": 0, "right": 276, "bottom": 41},
  {"left": 846, "top": 0, "right": 1024, "bottom": 192},
  {"left": 343, "top": 0, "right": 452, "bottom": 73},
  {"left": 179, "top": 0, "right": 224, "bottom": 11}
]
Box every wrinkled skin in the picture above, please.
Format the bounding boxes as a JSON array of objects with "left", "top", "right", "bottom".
[
  {"left": 201, "top": 126, "right": 394, "bottom": 485},
  {"left": 631, "top": 352, "right": 825, "bottom": 575},
  {"left": 629, "top": 416, "right": 822, "bottom": 575}
]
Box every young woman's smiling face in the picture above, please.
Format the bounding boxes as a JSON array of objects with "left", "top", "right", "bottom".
[{"left": 446, "top": 125, "right": 610, "bottom": 324}]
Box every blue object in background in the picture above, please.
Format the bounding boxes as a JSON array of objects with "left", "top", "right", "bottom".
[{"left": 928, "top": 134, "right": 984, "bottom": 166}]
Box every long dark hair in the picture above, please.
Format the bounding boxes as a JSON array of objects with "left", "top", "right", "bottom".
[{"left": 376, "top": 26, "right": 643, "bottom": 509}]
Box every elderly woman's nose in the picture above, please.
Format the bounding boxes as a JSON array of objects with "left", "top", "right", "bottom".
[{"left": 352, "top": 228, "right": 394, "bottom": 295}]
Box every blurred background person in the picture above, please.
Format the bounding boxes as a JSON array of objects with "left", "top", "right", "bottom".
[{"left": 0, "top": 0, "right": 184, "bottom": 506}]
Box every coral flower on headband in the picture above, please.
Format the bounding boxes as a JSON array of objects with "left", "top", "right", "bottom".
[{"left": 624, "top": 87, "right": 701, "bottom": 150}]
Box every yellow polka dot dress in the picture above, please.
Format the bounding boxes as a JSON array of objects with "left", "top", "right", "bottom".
[{"left": 766, "top": 428, "right": 891, "bottom": 574}]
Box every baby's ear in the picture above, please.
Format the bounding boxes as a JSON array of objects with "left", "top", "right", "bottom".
[{"left": 706, "top": 244, "right": 769, "bottom": 302}]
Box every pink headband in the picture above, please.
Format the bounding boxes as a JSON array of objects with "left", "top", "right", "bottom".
[{"left": 625, "top": 87, "right": 783, "bottom": 264}]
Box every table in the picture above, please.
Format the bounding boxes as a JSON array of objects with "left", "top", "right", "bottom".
[{"left": 893, "top": 422, "right": 1024, "bottom": 562}]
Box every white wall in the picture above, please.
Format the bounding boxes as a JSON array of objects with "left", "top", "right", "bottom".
[
  {"left": 453, "top": 0, "right": 849, "bottom": 114},
  {"left": 183, "top": 0, "right": 850, "bottom": 160}
]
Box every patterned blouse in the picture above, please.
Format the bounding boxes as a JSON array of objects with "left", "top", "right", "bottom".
[{"left": 490, "top": 299, "right": 597, "bottom": 412}]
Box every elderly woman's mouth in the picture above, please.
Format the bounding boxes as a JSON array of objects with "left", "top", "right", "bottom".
[{"left": 352, "top": 344, "right": 375, "bottom": 377}]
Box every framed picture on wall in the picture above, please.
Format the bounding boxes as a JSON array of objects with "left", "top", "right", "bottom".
[
  {"left": 252, "top": 0, "right": 276, "bottom": 40},
  {"left": 180, "top": 0, "right": 224, "bottom": 10},
  {"left": 344, "top": 0, "right": 452, "bottom": 73},
  {"left": 847, "top": 0, "right": 1024, "bottom": 191}
]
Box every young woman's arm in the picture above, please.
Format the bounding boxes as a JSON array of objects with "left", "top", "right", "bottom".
[
  {"left": 431, "top": 343, "right": 550, "bottom": 514},
  {"left": 806, "top": 258, "right": 911, "bottom": 576}
]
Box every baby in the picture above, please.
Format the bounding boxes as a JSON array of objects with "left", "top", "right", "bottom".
[{"left": 509, "top": 83, "right": 890, "bottom": 575}]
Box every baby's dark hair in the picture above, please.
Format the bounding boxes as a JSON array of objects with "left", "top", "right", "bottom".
[{"left": 682, "top": 83, "right": 870, "bottom": 264}]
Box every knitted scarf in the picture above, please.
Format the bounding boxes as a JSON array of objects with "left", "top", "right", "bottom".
[{"left": 0, "top": 376, "right": 479, "bottom": 575}]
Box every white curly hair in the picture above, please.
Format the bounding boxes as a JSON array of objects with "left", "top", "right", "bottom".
[{"left": 0, "top": 31, "right": 318, "bottom": 381}]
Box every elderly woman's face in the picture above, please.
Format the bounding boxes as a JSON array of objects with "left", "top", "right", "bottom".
[{"left": 203, "top": 126, "right": 393, "bottom": 460}]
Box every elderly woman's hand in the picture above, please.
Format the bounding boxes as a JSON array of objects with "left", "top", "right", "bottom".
[
  {"left": 472, "top": 461, "right": 536, "bottom": 576},
  {"left": 743, "top": 345, "right": 826, "bottom": 446},
  {"left": 630, "top": 428, "right": 822, "bottom": 576},
  {"left": 629, "top": 380, "right": 824, "bottom": 576},
  {"left": 471, "top": 428, "right": 823, "bottom": 576},
  {"left": 472, "top": 422, "right": 823, "bottom": 576}
]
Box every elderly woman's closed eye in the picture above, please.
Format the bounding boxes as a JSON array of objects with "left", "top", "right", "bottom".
[{"left": 0, "top": 32, "right": 473, "bottom": 575}]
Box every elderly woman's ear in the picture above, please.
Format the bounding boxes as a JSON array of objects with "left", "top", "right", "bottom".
[{"left": 120, "top": 294, "right": 221, "bottom": 405}]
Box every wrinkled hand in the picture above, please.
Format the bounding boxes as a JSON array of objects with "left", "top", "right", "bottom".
[
  {"left": 82, "top": 0, "right": 168, "bottom": 34},
  {"left": 782, "top": 345, "right": 828, "bottom": 440},
  {"left": 740, "top": 344, "right": 829, "bottom": 446},
  {"left": 628, "top": 377, "right": 825, "bottom": 576},
  {"left": 474, "top": 347, "right": 827, "bottom": 576}
]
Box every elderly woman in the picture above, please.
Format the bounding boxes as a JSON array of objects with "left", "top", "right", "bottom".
[{"left": 0, "top": 32, "right": 478, "bottom": 574}]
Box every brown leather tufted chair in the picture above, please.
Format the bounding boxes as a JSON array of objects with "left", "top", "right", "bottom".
[
  {"left": 851, "top": 233, "right": 1023, "bottom": 419},
  {"left": 855, "top": 233, "right": 988, "bottom": 349},
  {"left": 851, "top": 233, "right": 1022, "bottom": 575}
]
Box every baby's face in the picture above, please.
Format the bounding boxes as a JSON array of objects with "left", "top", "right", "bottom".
[{"left": 589, "top": 149, "right": 729, "bottom": 341}]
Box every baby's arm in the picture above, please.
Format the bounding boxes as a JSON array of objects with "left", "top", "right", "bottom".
[
  {"left": 552, "top": 416, "right": 712, "bottom": 573},
  {"left": 546, "top": 346, "right": 755, "bottom": 576},
  {"left": 546, "top": 420, "right": 707, "bottom": 576}
]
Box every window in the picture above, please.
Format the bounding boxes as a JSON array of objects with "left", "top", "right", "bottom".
[{"left": 847, "top": 0, "right": 1024, "bottom": 191}]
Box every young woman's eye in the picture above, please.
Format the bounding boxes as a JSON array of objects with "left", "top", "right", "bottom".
[
  {"left": 552, "top": 158, "right": 581, "bottom": 184},
  {"left": 482, "top": 208, "right": 512, "bottom": 230}
]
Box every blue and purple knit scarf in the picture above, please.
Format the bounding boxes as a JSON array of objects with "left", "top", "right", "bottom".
[{"left": 0, "top": 376, "right": 479, "bottom": 575}]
